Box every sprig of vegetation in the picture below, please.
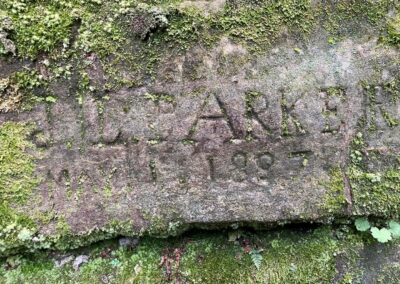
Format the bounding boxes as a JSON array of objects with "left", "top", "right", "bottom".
[
  {"left": 355, "top": 218, "right": 400, "bottom": 243},
  {"left": 250, "top": 249, "right": 263, "bottom": 270}
]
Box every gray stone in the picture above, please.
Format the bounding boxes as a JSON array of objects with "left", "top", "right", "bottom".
[
  {"left": 3, "top": 37, "right": 400, "bottom": 246},
  {"left": 0, "top": 16, "right": 15, "bottom": 55},
  {"left": 13, "top": 36, "right": 395, "bottom": 235},
  {"left": 54, "top": 255, "right": 75, "bottom": 268},
  {"left": 72, "top": 255, "right": 89, "bottom": 271}
]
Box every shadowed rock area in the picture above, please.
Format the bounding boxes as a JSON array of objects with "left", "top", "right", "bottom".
[{"left": 0, "top": 0, "right": 400, "bottom": 255}]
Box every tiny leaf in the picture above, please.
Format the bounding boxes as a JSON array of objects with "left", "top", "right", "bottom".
[
  {"left": 355, "top": 218, "right": 371, "bottom": 232},
  {"left": 371, "top": 227, "right": 392, "bottom": 243},
  {"left": 389, "top": 221, "right": 400, "bottom": 238},
  {"left": 45, "top": 96, "right": 57, "bottom": 103},
  {"left": 250, "top": 249, "right": 263, "bottom": 270}
]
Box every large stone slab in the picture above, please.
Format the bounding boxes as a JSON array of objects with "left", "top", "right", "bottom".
[{"left": 0, "top": 0, "right": 400, "bottom": 254}]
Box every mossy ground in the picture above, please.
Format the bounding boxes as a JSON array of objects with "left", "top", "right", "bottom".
[{"left": 0, "top": 225, "right": 374, "bottom": 284}]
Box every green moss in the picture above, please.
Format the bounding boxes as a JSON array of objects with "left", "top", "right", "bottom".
[
  {"left": 43, "top": 219, "right": 142, "bottom": 252},
  {"left": 385, "top": 14, "right": 400, "bottom": 45},
  {"left": 350, "top": 165, "right": 400, "bottom": 218},
  {"left": 162, "top": 7, "right": 213, "bottom": 50},
  {"left": 2, "top": 0, "right": 74, "bottom": 58},
  {"left": 384, "top": 77, "right": 400, "bottom": 102},
  {"left": 323, "top": 167, "right": 348, "bottom": 215},
  {"left": 0, "top": 226, "right": 369, "bottom": 283},
  {"left": 325, "top": 78, "right": 400, "bottom": 220},
  {"left": 217, "top": 0, "right": 315, "bottom": 53},
  {"left": 0, "top": 204, "right": 37, "bottom": 255},
  {"left": 0, "top": 70, "right": 47, "bottom": 112},
  {"left": 321, "top": 0, "right": 392, "bottom": 29},
  {"left": 75, "top": 9, "right": 125, "bottom": 58},
  {"left": 377, "top": 263, "right": 400, "bottom": 283},
  {"left": 143, "top": 212, "right": 188, "bottom": 237},
  {"left": 347, "top": 129, "right": 400, "bottom": 218},
  {"left": 0, "top": 0, "right": 396, "bottom": 90},
  {"left": 0, "top": 122, "right": 39, "bottom": 254},
  {"left": 144, "top": 92, "right": 175, "bottom": 103},
  {"left": 0, "top": 122, "right": 38, "bottom": 205},
  {"left": 325, "top": 77, "right": 400, "bottom": 219}
]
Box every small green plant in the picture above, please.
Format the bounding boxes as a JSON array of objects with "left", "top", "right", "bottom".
[
  {"left": 44, "top": 96, "right": 57, "bottom": 103},
  {"left": 389, "top": 221, "right": 400, "bottom": 238},
  {"left": 250, "top": 249, "right": 263, "bottom": 270},
  {"left": 370, "top": 227, "right": 392, "bottom": 243},
  {"left": 354, "top": 218, "right": 400, "bottom": 243},
  {"left": 354, "top": 218, "right": 371, "bottom": 232}
]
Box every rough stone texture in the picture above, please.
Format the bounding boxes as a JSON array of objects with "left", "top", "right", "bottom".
[{"left": 0, "top": 0, "right": 400, "bottom": 254}]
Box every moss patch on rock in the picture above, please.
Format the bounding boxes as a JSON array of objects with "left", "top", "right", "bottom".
[
  {"left": 1, "top": 0, "right": 398, "bottom": 87},
  {"left": 384, "top": 13, "right": 400, "bottom": 45},
  {"left": 0, "top": 122, "right": 39, "bottom": 254},
  {"left": 349, "top": 143, "right": 400, "bottom": 219},
  {"left": 0, "top": 122, "right": 38, "bottom": 205},
  {"left": 0, "top": 225, "right": 369, "bottom": 284},
  {"left": 322, "top": 167, "right": 348, "bottom": 216}
]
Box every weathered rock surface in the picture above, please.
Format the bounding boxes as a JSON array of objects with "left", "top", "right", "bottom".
[{"left": 0, "top": 0, "right": 400, "bottom": 255}]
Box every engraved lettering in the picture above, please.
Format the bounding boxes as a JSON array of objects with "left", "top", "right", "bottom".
[
  {"left": 281, "top": 93, "right": 306, "bottom": 137},
  {"left": 245, "top": 91, "right": 270, "bottom": 139},
  {"left": 187, "top": 94, "right": 235, "bottom": 142},
  {"left": 232, "top": 152, "right": 247, "bottom": 169},
  {"left": 257, "top": 153, "right": 274, "bottom": 170}
]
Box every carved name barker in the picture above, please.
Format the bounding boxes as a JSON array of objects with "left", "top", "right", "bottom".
[{"left": 45, "top": 87, "right": 348, "bottom": 147}]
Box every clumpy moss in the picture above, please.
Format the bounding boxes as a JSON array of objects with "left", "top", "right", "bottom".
[
  {"left": 0, "top": 69, "right": 48, "bottom": 112},
  {"left": 1, "top": 0, "right": 74, "bottom": 58},
  {"left": 0, "top": 122, "right": 39, "bottom": 254},
  {"left": 323, "top": 167, "right": 348, "bottom": 215},
  {"left": 345, "top": 128, "right": 400, "bottom": 218},
  {"left": 323, "top": 77, "right": 400, "bottom": 219},
  {"left": 321, "top": 0, "right": 393, "bottom": 30},
  {"left": 0, "top": 0, "right": 397, "bottom": 103},
  {"left": 0, "top": 204, "right": 37, "bottom": 255},
  {"left": 1, "top": 0, "right": 398, "bottom": 75},
  {"left": 349, "top": 158, "right": 400, "bottom": 219},
  {"left": 345, "top": 77, "right": 400, "bottom": 218},
  {"left": 385, "top": 13, "right": 400, "bottom": 45},
  {"left": 0, "top": 226, "right": 367, "bottom": 284},
  {"left": 75, "top": 7, "right": 126, "bottom": 58},
  {"left": 0, "top": 122, "right": 38, "bottom": 205},
  {"left": 161, "top": 6, "right": 213, "bottom": 50},
  {"left": 180, "top": 227, "right": 344, "bottom": 283},
  {"left": 376, "top": 263, "right": 400, "bottom": 283},
  {"left": 217, "top": 0, "right": 315, "bottom": 53},
  {"left": 324, "top": 148, "right": 400, "bottom": 220}
]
